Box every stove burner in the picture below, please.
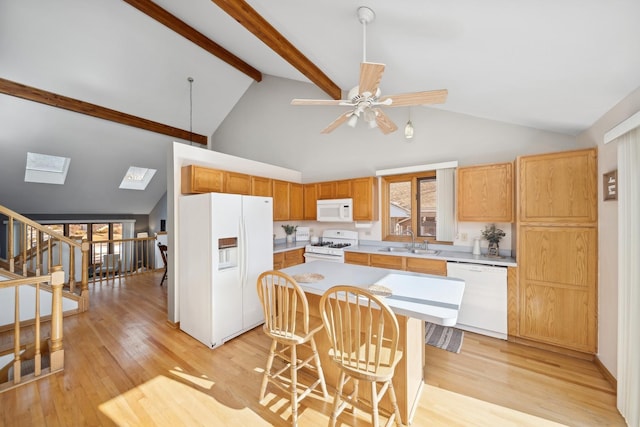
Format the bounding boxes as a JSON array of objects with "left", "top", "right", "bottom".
[
  {"left": 329, "top": 243, "right": 351, "bottom": 249},
  {"left": 310, "top": 241, "right": 332, "bottom": 247}
]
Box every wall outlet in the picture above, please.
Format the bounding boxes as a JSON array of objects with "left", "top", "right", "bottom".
[{"left": 460, "top": 232, "right": 468, "bottom": 242}]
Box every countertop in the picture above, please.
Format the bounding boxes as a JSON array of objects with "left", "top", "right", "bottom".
[
  {"left": 273, "top": 241, "right": 308, "bottom": 253},
  {"left": 280, "top": 261, "right": 465, "bottom": 326},
  {"left": 346, "top": 244, "right": 517, "bottom": 267}
]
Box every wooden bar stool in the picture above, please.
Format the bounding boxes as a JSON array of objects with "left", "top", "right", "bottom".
[
  {"left": 319, "top": 285, "right": 404, "bottom": 427},
  {"left": 157, "top": 243, "right": 168, "bottom": 286},
  {"left": 256, "top": 270, "right": 329, "bottom": 426}
]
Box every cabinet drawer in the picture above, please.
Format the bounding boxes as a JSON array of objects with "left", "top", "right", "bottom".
[
  {"left": 345, "top": 252, "right": 369, "bottom": 266},
  {"left": 369, "top": 254, "right": 405, "bottom": 270},
  {"left": 283, "top": 249, "right": 304, "bottom": 267},
  {"left": 406, "top": 257, "right": 447, "bottom": 276}
]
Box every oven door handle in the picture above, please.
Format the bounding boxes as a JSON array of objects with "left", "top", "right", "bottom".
[{"left": 303, "top": 252, "right": 344, "bottom": 262}]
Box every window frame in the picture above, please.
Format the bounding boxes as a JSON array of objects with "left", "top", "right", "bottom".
[{"left": 381, "top": 170, "right": 452, "bottom": 245}]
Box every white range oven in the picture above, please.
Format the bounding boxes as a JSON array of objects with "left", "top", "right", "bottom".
[{"left": 304, "top": 230, "right": 359, "bottom": 263}]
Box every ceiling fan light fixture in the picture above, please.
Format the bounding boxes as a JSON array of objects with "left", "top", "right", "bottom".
[
  {"left": 363, "top": 108, "right": 376, "bottom": 122},
  {"left": 347, "top": 114, "right": 359, "bottom": 128}
]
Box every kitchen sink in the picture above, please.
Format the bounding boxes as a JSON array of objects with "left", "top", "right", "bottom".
[
  {"left": 378, "top": 247, "right": 409, "bottom": 253},
  {"left": 409, "top": 249, "right": 440, "bottom": 255}
]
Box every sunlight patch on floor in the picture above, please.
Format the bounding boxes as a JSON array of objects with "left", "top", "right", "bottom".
[
  {"left": 170, "top": 367, "right": 215, "bottom": 389},
  {"left": 98, "top": 375, "right": 262, "bottom": 426},
  {"left": 421, "top": 384, "right": 568, "bottom": 426}
]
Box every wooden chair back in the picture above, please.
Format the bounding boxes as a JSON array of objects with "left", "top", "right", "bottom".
[
  {"left": 256, "top": 270, "right": 311, "bottom": 343},
  {"left": 319, "top": 285, "right": 400, "bottom": 378}
]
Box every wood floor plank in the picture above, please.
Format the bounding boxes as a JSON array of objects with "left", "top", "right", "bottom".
[{"left": 0, "top": 272, "right": 625, "bottom": 426}]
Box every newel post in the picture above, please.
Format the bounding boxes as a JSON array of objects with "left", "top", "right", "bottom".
[
  {"left": 80, "top": 239, "right": 90, "bottom": 310},
  {"left": 49, "top": 265, "right": 65, "bottom": 372}
]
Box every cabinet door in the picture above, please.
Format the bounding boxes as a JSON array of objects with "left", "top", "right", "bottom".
[
  {"left": 283, "top": 248, "right": 304, "bottom": 267},
  {"left": 251, "top": 176, "right": 272, "bottom": 197},
  {"left": 273, "top": 252, "right": 284, "bottom": 270},
  {"left": 224, "top": 171, "right": 251, "bottom": 195},
  {"left": 352, "top": 177, "right": 379, "bottom": 221},
  {"left": 317, "top": 181, "right": 336, "bottom": 199},
  {"left": 272, "top": 180, "right": 290, "bottom": 221},
  {"left": 181, "top": 165, "right": 224, "bottom": 194},
  {"left": 303, "top": 184, "right": 317, "bottom": 220},
  {"left": 405, "top": 257, "right": 447, "bottom": 276},
  {"left": 289, "top": 183, "right": 304, "bottom": 220},
  {"left": 344, "top": 252, "right": 369, "bottom": 266},
  {"left": 457, "top": 162, "right": 514, "bottom": 222},
  {"left": 518, "top": 149, "right": 597, "bottom": 223},
  {"left": 369, "top": 254, "right": 405, "bottom": 270},
  {"left": 518, "top": 225, "right": 597, "bottom": 353},
  {"left": 335, "top": 180, "right": 352, "bottom": 198}
]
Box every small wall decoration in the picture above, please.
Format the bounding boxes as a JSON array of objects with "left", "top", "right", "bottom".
[{"left": 603, "top": 170, "right": 617, "bottom": 201}]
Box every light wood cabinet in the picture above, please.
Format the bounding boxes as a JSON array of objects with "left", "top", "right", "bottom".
[
  {"left": 303, "top": 184, "right": 317, "bottom": 220},
  {"left": 369, "top": 254, "right": 405, "bottom": 270},
  {"left": 181, "top": 165, "right": 224, "bottom": 194},
  {"left": 352, "top": 177, "right": 379, "bottom": 221},
  {"left": 224, "top": 171, "right": 251, "bottom": 195},
  {"left": 515, "top": 148, "right": 598, "bottom": 354},
  {"left": 457, "top": 162, "right": 514, "bottom": 222},
  {"left": 284, "top": 248, "right": 305, "bottom": 267},
  {"left": 273, "top": 252, "right": 284, "bottom": 270},
  {"left": 251, "top": 176, "right": 272, "bottom": 197},
  {"left": 344, "top": 252, "right": 370, "bottom": 266},
  {"left": 272, "top": 180, "right": 290, "bottom": 221},
  {"left": 289, "top": 183, "right": 304, "bottom": 220},
  {"left": 317, "top": 181, "right": 336, "bottom": 199},
  {"left": 405, "top": 257, "right": 447, "bottom": 276},
  {"left": 518, "top": 226, "right": 597, "bottom": 353},
  {"left": 518, "top": 149, "right": 597, "bottom": 223},
  {"left": 335, "top": 180, "right": 352, "bottom": 198}
]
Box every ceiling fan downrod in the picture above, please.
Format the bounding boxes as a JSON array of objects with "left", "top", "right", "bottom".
[{"left": 357, "top": 6, "right": 375, "bottom": 63}]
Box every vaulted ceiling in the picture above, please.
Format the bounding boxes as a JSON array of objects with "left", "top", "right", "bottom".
[{"left": 1, "top": 0, "right": 639, "bottom": 215}]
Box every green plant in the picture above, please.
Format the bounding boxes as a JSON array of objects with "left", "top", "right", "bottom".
[
  {"left": 481, "top": 224, "right": 506, "bottom": 244},
  {"left": 282, "top": 224, "right": 297, "bottom": 235}
]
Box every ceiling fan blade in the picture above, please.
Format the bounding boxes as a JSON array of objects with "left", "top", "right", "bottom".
[
  {"left": 374, "top": 109, "right": 398, "bottom": 134},
  {"left": 320, "top": 111, "right": 352, "bottom": 134},
  {"left": 359, "top": 62, "right": 385, "bottom": 97},
  {"left": 379, "top": 89, "right": 448, "bottom": 107},
  {"left": 291, "top": 99, "right": 347, "bottom": 106}
]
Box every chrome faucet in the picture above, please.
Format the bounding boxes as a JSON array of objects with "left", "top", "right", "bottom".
[
  {"left": 423, "top": 240, "right": 429, "bottom": 250},
  {"left": 406, "top": 229, "right": 415, "bottom": 249}
]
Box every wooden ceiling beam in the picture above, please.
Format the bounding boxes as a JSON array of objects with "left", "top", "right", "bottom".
[
  {"left": 0, "top": 78, "right": 207, "bottom": 145},
  {"left": 211, "top": 0, "right": 342, "bottom": 100},
  {"left": 123, "top": 0, "right": 262, "bottom": 82}
]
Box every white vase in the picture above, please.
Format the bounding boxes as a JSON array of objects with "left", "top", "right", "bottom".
[{"left": 286, "top": 234, "right": 294, "bottom": 244}]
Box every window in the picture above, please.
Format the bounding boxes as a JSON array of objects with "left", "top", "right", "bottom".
[{"left": 382, "top": 171, "right": 450, "bottom": 243}]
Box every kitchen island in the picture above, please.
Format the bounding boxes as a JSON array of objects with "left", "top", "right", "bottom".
[{"left": 280, "top": 261, "right": 465, "bottom": 425}]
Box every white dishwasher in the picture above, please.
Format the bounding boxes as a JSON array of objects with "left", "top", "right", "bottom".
[{"left": 446, "top": 262, "right": 507, "bottom": 339}]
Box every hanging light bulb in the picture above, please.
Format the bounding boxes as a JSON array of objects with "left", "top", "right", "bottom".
[
  {"left": 404, "top": 107, "right": 414, "bottom": 140},
  {"left": 347, "top": 113, "right": 359, "bottom": 128}
]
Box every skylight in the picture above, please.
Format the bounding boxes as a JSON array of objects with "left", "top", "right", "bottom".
[
  {"left": 25, "top": 152, "right": 71, "bottom": 185},
  {"left": 119, "top": 166, "right": 156, "bottom": 190}
]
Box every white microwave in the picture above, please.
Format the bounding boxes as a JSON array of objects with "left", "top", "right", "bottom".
[{"left": 317, "top": 198, "right": 353, "bottom": 222}]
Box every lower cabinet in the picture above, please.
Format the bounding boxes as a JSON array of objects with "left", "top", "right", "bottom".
[
  {"left": 274, "top": 248, "right": 305, "bottom": 270},
  {"left": 345, "top": 252, "right": 447, "bottom": 277}
]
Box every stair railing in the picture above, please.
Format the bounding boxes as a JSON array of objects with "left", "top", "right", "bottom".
[
  {"left": 0, "top": 266, "right": 65, "bottom": 389},
  {"left": 0, "top": 205, "right": 90, "bottom": 310}
]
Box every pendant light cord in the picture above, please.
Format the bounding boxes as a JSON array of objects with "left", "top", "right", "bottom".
[{"left": 188, "top": 77, "right": 194, "bottom": 145}]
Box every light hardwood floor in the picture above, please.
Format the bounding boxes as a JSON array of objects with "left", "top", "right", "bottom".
[{"left": 0, "top": 272, "right": 626, "bottom": 426}]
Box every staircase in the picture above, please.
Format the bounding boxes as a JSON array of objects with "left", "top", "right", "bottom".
[{"left": 0, "top": 205, "right": 88, "bottom": 391}]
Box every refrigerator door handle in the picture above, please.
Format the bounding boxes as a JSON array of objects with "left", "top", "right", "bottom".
[{"left": 240, "top": 216, "right": 248, "bottom": 287}]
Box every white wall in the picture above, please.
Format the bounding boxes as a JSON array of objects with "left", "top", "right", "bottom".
[
  {"left": 167, "top": 142, "right": 302, "bottom": 322},
  {"left": 211, "top": 75, "right": 578, "bottom": 183},
  {"left": 577, "top": 85, "right": 640, "bottom": 379}
]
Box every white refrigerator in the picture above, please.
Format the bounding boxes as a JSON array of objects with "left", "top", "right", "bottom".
[{"left": 179, "top": 192, "right": 273, "bottom": 348}]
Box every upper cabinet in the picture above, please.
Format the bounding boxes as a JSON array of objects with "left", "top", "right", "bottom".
[
  {"left": 181, "top": 165, "right": 224, "bottom": 194},
  {"left": 272, "top": 180, "right": 291, "bottom": 221},
  {"left": 457, "top": 162, "right": 514, "bottom": 222},
  {"left": 303, "top": 184, "right": 317, "bottom": 220},
  {"left": 251, "top": 176, "right": 272, "bottom": 197},
  {"left": 224, "top": 171, "right": 251, "bottom": 195},
  {"left": 289, "top": 183, "right": 304, "bottom": 220},
  {"left": 518, "top": 149, "right": 597, "bottom": 223},
  {"left": 317, "top": 181, "right": 336, "bottom": 199},
  {"left": 335, "top": 180, "right": 352, "bottom": 198},
  {"left": 351, "top": 177, "right": 379, "bottom": 221}
]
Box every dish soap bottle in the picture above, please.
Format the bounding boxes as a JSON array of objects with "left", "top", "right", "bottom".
[{"left": 472, "top": 238, "right": 481, "bottom": 255}]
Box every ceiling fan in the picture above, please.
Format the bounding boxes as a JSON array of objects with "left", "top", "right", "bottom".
[{"left": 291, "top": 6, "right": 448, "bottom": 135}]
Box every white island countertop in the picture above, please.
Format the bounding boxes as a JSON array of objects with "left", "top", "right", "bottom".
[{"left": 280, "top": 261, "right": 465, "bottom": 327}]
